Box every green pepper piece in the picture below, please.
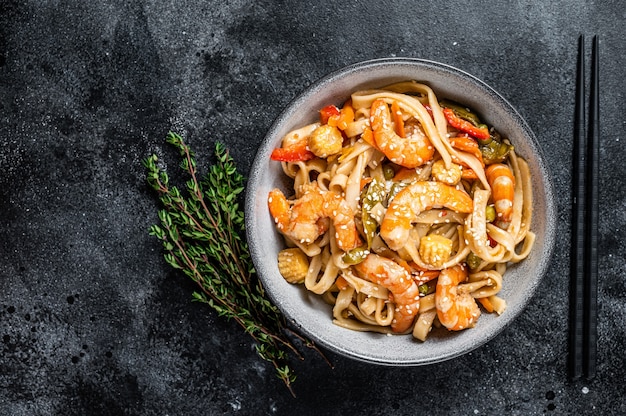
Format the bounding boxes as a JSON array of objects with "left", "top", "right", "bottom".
[
  {"left": 361, "top": 178, "right": 386, "bottom": 248},
  {"left": 342, "top": 246, "right": 370, "bottom": 265},
  {"left": 475, "top": 130, "right": 493, "bottom": 146},
  {"left": 382, "top": 164, "right": 396, "bottom": 180},
  {"left": 480, "top": 138, "right": 513, "bottom": 165},
  {"left": 386, "top": 182, "right": 407, "bottom": 206}
]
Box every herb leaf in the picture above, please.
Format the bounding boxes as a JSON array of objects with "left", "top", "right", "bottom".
[{"left": 144, "top": 132, "right": 328, "bottom": 395}]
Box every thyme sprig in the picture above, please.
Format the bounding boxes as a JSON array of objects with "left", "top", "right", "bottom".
[{"left": 143, "top": 132, "right": 327, "bottom": 395}]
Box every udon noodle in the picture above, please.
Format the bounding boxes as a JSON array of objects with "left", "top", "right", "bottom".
[{"left": 267, "top": 81, "right": 535, "bottom": 341}]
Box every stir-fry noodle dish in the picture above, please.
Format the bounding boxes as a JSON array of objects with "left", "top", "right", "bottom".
[{"left": 267, "top": 81, "right": 535, "bottom": 341}]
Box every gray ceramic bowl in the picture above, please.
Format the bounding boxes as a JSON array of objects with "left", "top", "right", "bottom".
[{"left": 245, "top": 58, "right": 556, "bottom": 365}]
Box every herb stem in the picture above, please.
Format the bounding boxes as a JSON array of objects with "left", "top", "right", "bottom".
[{"left": 144, "top": 132, "right": 328, "bottom": 395}]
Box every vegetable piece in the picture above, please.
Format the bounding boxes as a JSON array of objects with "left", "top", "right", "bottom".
[
  {"left": 423, "top": 104, "right": 434, "bottom": 119},
  {"left": 359, "top": 177, "right": 373, "bottom": 190},
  {"left": 466, "top": 252, "right": 482, "bottom": 270},
  {"left": 477, "top": 297, "right": 495, "bottom": 313},
  {"left": 335, "top": 275, "right": 349, "bottom": 291},
  {"left": 479, "top": 135, "right": 514, "bottom": 165},
  {"left": 277, "top": 248, "right": 310, "bottom": 284},
  {"left": 270, "top": 142, "right": 315, "bottom": 162},
  {"left": 440, "top": 100, "right": 492, "bottom": 145},
  {"left": 418, "top": 283, "right": 430, "bottom": 296},
  {"left": 439, "top": 100, "right": 484, "bottom": 127},
  {"left": 382, "top": 164, "right": 396, "bottom": 180},
  {"left": 307, "top": 124, "right": 343, "bottom": 158},
  {"left": 485, "top": 205, "right": 496, "bottom": 223},
  {"left": 319, "top": 104, "right": 341, "bottom": 124},
  {"left": 327, "top": 100, "right": 355, "bottom": 131},
  {"left": 342, "top": 247, "right": 370, "bottom": 265},
  {"left": 361, "top": 126, "right": 375, "bottom": 147},
  {"left": 461, "top": 167, "right": 479, "bottom": 180},
  {"left": 386, "top": 182, "right": 408, "bottom": 205},
  {"left": 442, "top": 107, "right": 490, "bottom": 141},
  {"left": 449, "top": 135, "right": 484, "bottom": 165},
  {"left": 361, "top": 178, "right": 386, "bottom": 248},
  {"left": 419, "top": 234, "right": 454, "bottom": 268},
  {"left": 418, "top": 280, "right": 436, "bottom": 296}
]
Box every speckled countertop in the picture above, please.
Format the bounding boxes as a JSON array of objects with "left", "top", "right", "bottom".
[{"left": 1, "top": 1, "right": 624, "bottom": 415}]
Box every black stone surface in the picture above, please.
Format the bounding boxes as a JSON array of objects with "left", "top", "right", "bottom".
[{"left": 1, "top": 1, "right": 625, "bottom": 415}]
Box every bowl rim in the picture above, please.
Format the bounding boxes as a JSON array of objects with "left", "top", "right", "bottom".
[{"left": 245, "top": 57, "right": 557, "bottom": 365}]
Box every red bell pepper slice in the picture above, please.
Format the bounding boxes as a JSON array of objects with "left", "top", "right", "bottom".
[
  {"left": 443, "top": 107, "right": 490, "bottom": 141},
  {"left": 319, "top": 105, "right": 341, "bottom": 124},
  {"left": 270, "top": 142, "right": 315, "bottom": 162},
  {"left": 424, "top": 104, "right": 434, "bottom": 119}
]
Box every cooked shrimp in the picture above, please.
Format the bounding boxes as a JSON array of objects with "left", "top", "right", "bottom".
[
  {"left": 485, "top": 163, "right": 515, "bottom": 229},
  {"left": 354, "top": 253, "right": 420, "bottom": 332},
  {"left": 268, "top": 183, "right": 360, "bottom": 251},
  {"left": 449, "top": 135, "right": 490, "bottom": 189},
  {"left": 370, "top": 99, "right": 434, "bottom": 168},
  {"left": 380, "top": 181, "right": 473, "bottom": 251},
  {"left": 435, "top": 264, "right": 480, "bottom": 331},
  {"left": 431, "top": 159, "right": 462, "bottom": 185}
]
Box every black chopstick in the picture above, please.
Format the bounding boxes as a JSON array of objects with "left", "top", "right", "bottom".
[
  {"left": 568, "top": 34, "right": 599, "bottom": 382},
  {"left": 583, "top": 34, "right": 599, "bottom": 381},
  {"left": 568, "top": 34, "right": 586, "bottom": 381}
]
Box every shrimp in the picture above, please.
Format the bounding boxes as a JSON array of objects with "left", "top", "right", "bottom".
[
  {"left": 370, "top": 99, "right": 434, "bottom": 168},
  {"left": 354, "top": 253, "right": 420, "bottom": 332},
  {"left": 435, "top": 264, "right": 480, "bottom": 331},
  {"left": 485, "top": 163, "right": 515, "bottom": 229},
  {"left": 268, "top": 183, "right": 360, "bottom": 251},
  {"left": 380, "top": 181, "right": 473, "bottom": 251}
]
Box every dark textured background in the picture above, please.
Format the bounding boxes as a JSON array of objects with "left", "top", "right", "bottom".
[{"left": 1, "top": 1, "right": 624, "bottom": 415}]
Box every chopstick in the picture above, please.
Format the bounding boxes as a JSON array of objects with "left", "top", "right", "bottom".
[
  {"left": 584, "top": 34, "right": 599, "bottom": 380},
  {"left": 568, "top": 34, "right": 599, "bottom": 382}
]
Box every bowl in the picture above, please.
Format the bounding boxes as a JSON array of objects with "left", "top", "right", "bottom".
[{"left": 245, "top": 58, "right": 556, "bottom": 365}]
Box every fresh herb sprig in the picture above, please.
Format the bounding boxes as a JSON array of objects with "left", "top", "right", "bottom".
[{"left": 143, "top": 132, "right": 326, "bottom": 395}]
